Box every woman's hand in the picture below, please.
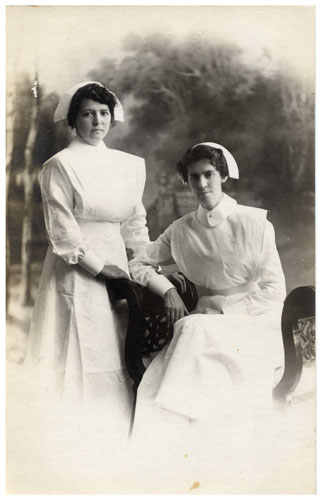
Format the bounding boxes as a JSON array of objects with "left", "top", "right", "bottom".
[
  {"left": 100, "top": 265, "right": 129, "bottom": 280},
  {"left": 164, "top": 288, "right": 188, "bottom": 326}
]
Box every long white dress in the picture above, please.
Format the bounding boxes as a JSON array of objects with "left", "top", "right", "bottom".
[
  {"left": 24, "top": 135, "right": 149, "bottom": 426},
  {"left": 129, "top": 193, "right": 286, "bottom": 446}
]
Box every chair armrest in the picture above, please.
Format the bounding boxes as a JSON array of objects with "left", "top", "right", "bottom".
[
  {"left": 104, "top": 274, "right": 198, "bottom": 391},
  {"left": 273, "top": 286, "right": 315, "bottom": 402}
]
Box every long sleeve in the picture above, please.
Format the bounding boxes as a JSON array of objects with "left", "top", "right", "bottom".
[
  {"left": 244, "top": 220, "right": 286, "bottom": 315},
  {"left": 129, "top": 225, "right": 176, "bottom": 297},
  {"left": 41, "top": 157, "right": 104, "bottom": 275},
  {"left": 120, "top": 159, "right": 150, "bottom": 257}
]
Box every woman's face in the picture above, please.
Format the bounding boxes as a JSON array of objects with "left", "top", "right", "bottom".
[
  {"left": 75, "top": 98, "right": 111, "bottom": 146},
  {"left": 187, "top": 159, "right": 225, "bottom": 210}
]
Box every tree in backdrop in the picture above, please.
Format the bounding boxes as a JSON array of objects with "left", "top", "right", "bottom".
[
  {"left": 6, "top": 71, "right": 16, "bottom": 311},
  {"left": 89, "top": 34, "right": 314, "bottom": 210},
  {"left": 6, "top": 74, "right": 63, "bottom": 306},
  {"left": 20, "top": 77, "right": 40, "bottom": 305}
]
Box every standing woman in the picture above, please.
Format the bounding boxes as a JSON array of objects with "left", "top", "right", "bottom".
[{"left": 24, "top": 82, "right": 149, "bottom": 425}]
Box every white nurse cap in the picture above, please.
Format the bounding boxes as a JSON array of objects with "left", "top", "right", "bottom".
[
  {"left": 193, "top": 142, "right": 239, "bottom": 179},
  {"left": 53, "top": 81, "right": 124, "bottom": 123}
]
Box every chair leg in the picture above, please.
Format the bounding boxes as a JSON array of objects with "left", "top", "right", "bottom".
[{"left": 128, "top": 388, "right": 137, "bottom": 439}]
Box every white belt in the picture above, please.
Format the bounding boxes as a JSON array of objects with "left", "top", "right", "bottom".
[{"left": 195, "top": 281, "right": 257, "bottom": 298}]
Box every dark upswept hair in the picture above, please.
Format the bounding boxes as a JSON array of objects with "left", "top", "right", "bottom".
[
  {"left": 176, "top": 144, "right": 229, "bottom": 182},
  {"left": 67, "top": 83, "right": 118, "bottom": 127}
]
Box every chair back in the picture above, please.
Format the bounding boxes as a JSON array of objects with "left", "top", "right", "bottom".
[{"left": 273, "top": 286, "right": 315, "bottom": 401}]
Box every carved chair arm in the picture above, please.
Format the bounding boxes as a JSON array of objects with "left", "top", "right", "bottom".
[
  {"left": 273, "top": 286, "right": 315, "bottom": 402},
  {"left": 104, "top": 274, "right": 198, "bottom": 390}
]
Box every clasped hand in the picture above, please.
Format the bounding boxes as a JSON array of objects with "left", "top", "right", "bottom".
[
  {"left": 164, "top": 288, "right": 188, "bottom": 326},
  {"left": 100, "top": 264, "right": 129, "bottom": 280}
]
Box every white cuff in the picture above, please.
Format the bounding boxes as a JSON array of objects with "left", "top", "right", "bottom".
[
  {"left": 78, "top": 250, "right": 104, "bottom": 276},
  {"left": 148, "top": 273, "right": 175, "bottom": 297}
]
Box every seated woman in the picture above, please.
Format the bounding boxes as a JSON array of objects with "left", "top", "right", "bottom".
[{"left": 129, "top": 142, "right": 286, "bottom": 443}]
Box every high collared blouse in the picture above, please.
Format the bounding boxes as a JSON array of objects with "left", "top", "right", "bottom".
[
  {"left": 129, "top": 193, "right": 286, "bottom": 315},
  {"left": 41, "top": 134, "right": 149, "bottom": 275}
]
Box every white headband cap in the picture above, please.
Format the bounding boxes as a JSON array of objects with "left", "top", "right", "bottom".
[
  {"left": 193, "top": 141, "right": 239, "bottom": 179},
  {"left": 53, "top": 81, "right": 124, "bottom": 123}
]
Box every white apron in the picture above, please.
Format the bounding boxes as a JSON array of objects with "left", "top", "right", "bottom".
[{"left": 24, "top": 136, "right": 149, "bottom": 433}]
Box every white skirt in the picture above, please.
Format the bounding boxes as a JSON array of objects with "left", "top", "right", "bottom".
[
  {"left": 132, "top": 303, "right": 284, "bottom": 446},
  {"left": 24, "top": 246, "right": 133, "bottom": 437}
]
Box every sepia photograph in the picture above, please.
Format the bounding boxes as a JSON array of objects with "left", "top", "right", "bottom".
[{"left": 5, "top": 2, "right": 316, "bottom": 495}]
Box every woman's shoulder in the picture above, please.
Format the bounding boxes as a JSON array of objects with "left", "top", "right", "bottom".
[
  {"left": 42, "top": 148, "right": 71, "bottom": 169},
  {"left": 41, "top": 149, "right": 76, "bottom": 186},
  {"left": 171, "top": 211, "right": 197, "bottom": 230},
  {"left": 235, "top": 203, "right": 268, "bottom": 221},
  {"left": 109, "top": 148, "right": 145, "bottom": 168},
  {"left": 109, "top": 149, "right": 146, "bottom": 188},
  {"left": 231, "top": 204, "right": 269, "bottom": 236}
]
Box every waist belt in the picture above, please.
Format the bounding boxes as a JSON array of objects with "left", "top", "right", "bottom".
[{"left": 195, "top": 281, "right": 257, "bottom": 298}]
